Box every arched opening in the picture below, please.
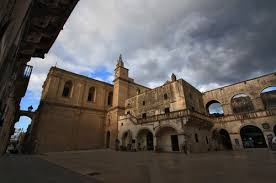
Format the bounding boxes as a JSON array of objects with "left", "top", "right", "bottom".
[
  {"left": 219, "top": 129, "right": 233, "bottom": 150},
  {"left": 212, "top": 129, "right": 232, "bottom": 150},
  {"left": 121, "top": 130, "right": 132, "bottom": 150},
  {"left": 156, "top": 126, "right": 179, "bottom": 152},
  {"left": 261, "top": 86, "right": 276, "bottom": 109},
  {"left": 136, "top": 129, "right": 154, "bottom": 151},
  {"left": 88, "top": 87, "right": 96, "bottom": 102},
  {"left": 240, "top": 125, "right": 267, "bottom": 148},
  {"left": 8, "top": 116, "right": 32, "bottom": 154},
  {"left": 107, "top": 92, "right": 113, "bottom": 106},
  {"left": 231, "top": 93, "right": 254, "bottom": 113},
  {"left": 206, "top": 100, "right": 224, "bottom": 117},
  {"left": 62, "top": 80, "right": 73, "bottom": 97},
  {"left": 106, "top": 131, "right": 110, "bottom": 148}
]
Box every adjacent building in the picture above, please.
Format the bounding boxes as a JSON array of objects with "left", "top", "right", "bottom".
[{"left": 0, "top": 0, "right": 79, "bottom": 154}]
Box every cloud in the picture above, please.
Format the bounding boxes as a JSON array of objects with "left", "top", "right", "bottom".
[{"left": 27, "top": 0, "right": 276, "bottom": 101}]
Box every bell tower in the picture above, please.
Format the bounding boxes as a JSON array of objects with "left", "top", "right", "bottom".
[
  {"left": 106, "top": 54, "right": 131, "bottom": 149},
  {"left": 114, "top": 54, "right": 129, "bottom": 80}
]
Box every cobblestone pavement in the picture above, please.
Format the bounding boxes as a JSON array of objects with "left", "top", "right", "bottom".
[
  {"left": 40, "top": 149, "right": 276, "bottom": 183},
  {"left": 0, "top": 155, "right": 101, "bottom": 183}
]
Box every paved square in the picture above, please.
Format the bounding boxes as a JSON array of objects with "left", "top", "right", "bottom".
[{"left": 40, "top": 149, "right": 276, "bottom": 183}]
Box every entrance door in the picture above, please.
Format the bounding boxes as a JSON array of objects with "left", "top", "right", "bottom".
[
  {"left": 146, "top": 132, "right": 154, "bottom": 150},
  {"left": 171, "top": 135, "right": 179, "bottom": 151}
]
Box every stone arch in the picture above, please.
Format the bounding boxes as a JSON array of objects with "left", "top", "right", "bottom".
[
  {"left": 121, "top": 130, "right": 133, "bottom": 149},
  {"left": 62, "top": 80, "right": 73, "bottom": 97},
  {"left": 240, "top": 125, "right": 267, "bottom": 148},
  {"left": 154, "top": 123, "right": 182, "bottom": 136},
  {"left": 136, "top": 128, "right": 154, "bottom": 151},
  {"left": 212, "top": 128, "right": 232, "bottom": 150},
  {"left": 206, "top": 100, "right": 224, "bottom": 116},
  {"left": 9, "top": 116, "right": 33, "bottom": 153},
  {"left": 155, "top": 126, "right": 179, "bottom": 152},
  {"left": 260, "top": 86, "right": 276, "bottom": 109},
  {"left": 231, "top": 93, "right": 254, "bottom": 113}
]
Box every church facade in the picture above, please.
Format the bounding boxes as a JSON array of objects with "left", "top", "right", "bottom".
[{"left": 25, "top": 56, "right": 276, "bottom": 153}]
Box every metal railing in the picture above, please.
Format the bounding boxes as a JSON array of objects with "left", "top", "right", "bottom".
[
  {"left": 212, "top": 109, "right": 276, "bottom": 123},
  {"left": 23, "top": 65, "right": 33, "bottom": 78}
]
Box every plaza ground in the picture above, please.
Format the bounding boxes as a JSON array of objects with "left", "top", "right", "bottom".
[{"left": 1, "top": 149, "right": 276, "bottom": 183}]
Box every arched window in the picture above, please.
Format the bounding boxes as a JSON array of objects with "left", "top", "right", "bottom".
[
  {"left": 261, "top": 86, "right": 276, "bottom": 109},
  {"left": 62, "top": 81, "right": 72, "bottom": 97},
  {"left": 231, "top": 93, "right": 254, "bottom": 113},
  {"left": 137, "top": 88, "right": 141, "bottom": 94},
  {"left": 206, "top": 100, "right": 224, "bottom": 117},
  {"left": 88, "top": 87, "right": 96, "bottom": 102},
  {"left": 107, "top": 92, "right": 113, "bottom": 106},
  {"left": 164, "top": 93, "right": 168, "bottom": 100}
]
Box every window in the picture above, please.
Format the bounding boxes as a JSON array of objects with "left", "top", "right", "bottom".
[
  {"left": 62, "top": 81, "right": 72, "bottom": 97},
  {"left": 231, "top": 93, "right": 254, "bottom": 113},
  {"left": 205, "top": 136, "right": 209, "bottom": 144},
  {"left": 164, "top": 93, "right": 168, "bottom": 100},
  {"left": 195, "top": 133, "right": 199, "bottom": 143},
  {"left": 137, "top": 88, "right": 141, "bottom": 94},
  {"left": 164, "top": 107, "right": 170, "bottom": 113},
  {"left": 127, "top": 111, "right": 130, "bottom": 115},
  {"left": 142, "top": 113, "right": 147, "bottom": 119},
  {"left": 142, "top": 101, "right": 145, "bottom": 105},
  {"left": 88, "top": 87, "right": 96, "bottom": 102},
  {"left": 206, "top": 100, "right": 224, "bottom": 117},
  {"left": 107, "top": 92, "right": 113, "bottom": 105}
]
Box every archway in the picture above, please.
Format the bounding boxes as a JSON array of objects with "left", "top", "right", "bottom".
[
  {"left": 219, "top": 129, "right": 233, "bottom": 150},
  {"left": 8, "top": 116, "right": 32, "bottom": 153},
  {"left": 106, "top": 131, "right": 110, "bottom": 148},
  {"left": 121, "top": 130, "right": 132, "bottom": 150},
  {"left": 261, "top": 86, "right": 276, "bottom": 109},
  {"left": 136, "top": 129, "right": 154, "bottom": 151},
  {"left": 156, "top": 126, "right": 179, "bottom": 152},
  {"left": 231, "top": 93, "right": 254, "bottom": 113},
  {"left": 240, "top": 125, "right": 267, "bottom": 148},
  {"left": 206, "top": 100, "right": 224, "bottom": 117}
]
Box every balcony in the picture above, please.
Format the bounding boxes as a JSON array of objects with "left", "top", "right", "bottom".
[
  {"left": 212, "top": 109, "right": 276, "bottom": 123},
  {"left": 136, "top": 109, "right": 214, "bottom": 128},
  {"left": 14, "top": 65, "right": 33, "bottom": 98}
]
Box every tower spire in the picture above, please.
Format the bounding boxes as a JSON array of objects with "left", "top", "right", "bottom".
[{"left": 117, "top": 54, "right": 124, "bottom": 67}]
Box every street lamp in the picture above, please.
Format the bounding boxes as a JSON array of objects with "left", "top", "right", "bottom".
[{"left": 28, "top": 105, "right": 33, "bottom": 112}]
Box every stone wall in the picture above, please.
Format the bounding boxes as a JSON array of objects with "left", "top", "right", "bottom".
[
  {"left": 203, "top": 72, "right": 276, "bottom": 115},
  {"left": 30, "top": 67, "right": 113, "bottom": 153}
]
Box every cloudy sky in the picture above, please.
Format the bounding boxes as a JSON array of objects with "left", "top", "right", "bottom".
[{"left": 17, "top": 0, "right": 276, "bottom": 129}]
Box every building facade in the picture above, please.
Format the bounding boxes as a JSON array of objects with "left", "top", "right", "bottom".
[
  {"left": 26, "top": 56, "right": 276, "bottom": 153},
  {"left": 0, "top": 0, "right": 79, "bottom": 155}
]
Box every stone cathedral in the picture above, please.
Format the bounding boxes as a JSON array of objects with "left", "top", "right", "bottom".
[{"left": 24, "top": 55, "right": 276, "bottom": 153}]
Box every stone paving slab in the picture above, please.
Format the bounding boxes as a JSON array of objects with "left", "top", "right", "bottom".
[
  {"left": 40, "top": 149, "right": 276, "bottom": 183},
  {"left": 0, "top": 155, "right": 101, "bottom": 183}
]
